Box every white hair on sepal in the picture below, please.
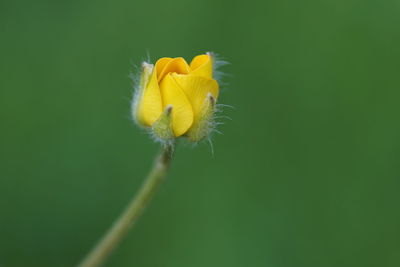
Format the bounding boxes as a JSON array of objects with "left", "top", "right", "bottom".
[
  {"left": 130, "top": 53, "right": 152, "bottom": 103},
  {"left": 129, "top": 52, "right": 152, "bottom": 93},
  {"left": 206, "top": 51, "right": 230, "bottom": 87},
  {"left": 150, "top": 131, "right": 175, "bottom": 147},
  {"left": 129, "top": 62, "right": 142, "bottom": 125},
  {"left": 207, "top": 137, "right": 215, "bottom": 157},
  {"left": 179, "top": 100, "right": 232, "bottom": 155},
  {"left": 144, "top": 50, "right": 151, "bottom": 64},
  {"left": 203, "top": 100, "right": 231, "bottom": 155}
]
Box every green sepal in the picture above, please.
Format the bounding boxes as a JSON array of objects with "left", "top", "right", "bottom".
[
  {"left": 152, "top": 105, "right": 174, "bottom": 142},
  {"left": 186, "top": 93, "right": 216, "bottom": 142}
]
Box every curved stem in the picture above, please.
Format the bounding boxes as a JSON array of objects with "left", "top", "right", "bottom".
[{"left": 79, "top": 144, "right": 174, "bottom": 267}]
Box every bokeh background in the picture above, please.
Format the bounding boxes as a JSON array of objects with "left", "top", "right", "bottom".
[{"left": 1, "top": 0, "right": 400, "bottom": 266}]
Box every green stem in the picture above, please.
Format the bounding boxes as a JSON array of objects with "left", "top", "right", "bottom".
[{"left": 78, "top": 145, "right": 174, "bottom": 267}]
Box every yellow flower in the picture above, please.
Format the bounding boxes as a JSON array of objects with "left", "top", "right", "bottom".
[{"left": 133, "top": 53, "right": 219, "bottom": 141}]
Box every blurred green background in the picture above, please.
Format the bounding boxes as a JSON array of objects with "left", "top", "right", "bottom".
[{"left": 1, "top": 0, "right": 400, "bottom": 266}]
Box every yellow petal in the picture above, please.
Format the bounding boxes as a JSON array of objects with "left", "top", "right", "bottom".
[
  {"left": 159, "top": 73, "right": 194, "bottom": 136},
  {"left": 155, "top": 57, "right": 173, "bottom": 77},
  {"left": 172, "top": 73, "right": 219, "bottom": 121},
  {"left": 158, "top": 57, "right": 190, "bottom": 82},
  {"left": 189, "top": 54, "right": 212, "bottom": 79},
  {"left": 136, "top": 62, "right": 165, "bottom": 127}
]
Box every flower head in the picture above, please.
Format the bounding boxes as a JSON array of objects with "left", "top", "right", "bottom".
[{"left": 133, "top": 53, "right": 221, "bottom": 142}]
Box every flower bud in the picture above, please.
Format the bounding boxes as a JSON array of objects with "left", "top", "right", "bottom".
[{"left": 132, "top": 53, "right": 222, "bottom": 143}]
